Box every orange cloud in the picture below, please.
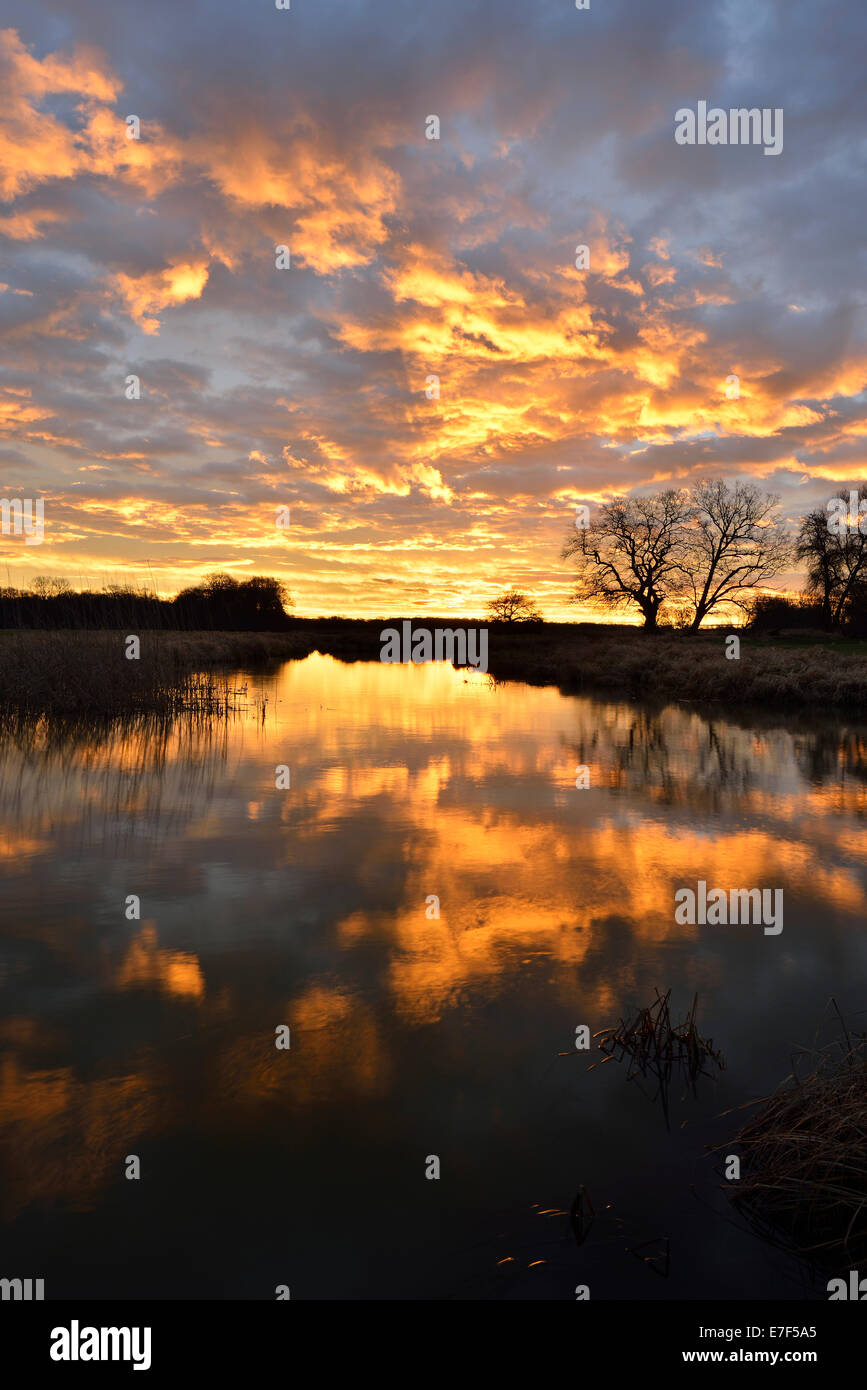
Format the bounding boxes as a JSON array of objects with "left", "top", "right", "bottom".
[{"left": 111, "top": 259, "right": 211, "bottom": 333}]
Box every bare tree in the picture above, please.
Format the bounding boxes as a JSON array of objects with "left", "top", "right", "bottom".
[
  {"left": 678, "top": 480, "right": 792, "bottom": 630},
  {"left": 561, "top": 490, "right": 691, "bottom": 629},
  {"left": 32, "top": 576, "right": 73, "bottom": 597},
  {"left": 796, "top": 487, "right": 867, "bottom": 629},
  {"left": 486, "top": 590, "right": 542, "bottom": 623}
]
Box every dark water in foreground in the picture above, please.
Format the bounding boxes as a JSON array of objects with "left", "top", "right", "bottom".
[{"left": 1, "top": 654, "right": 865, "bottom": 1300}]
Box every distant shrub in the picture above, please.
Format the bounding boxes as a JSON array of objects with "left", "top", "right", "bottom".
[{"left": 746, "top": 594, "right": 824, "bottom": 633}]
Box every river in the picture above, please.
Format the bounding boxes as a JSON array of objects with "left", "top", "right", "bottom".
[{"left": 1, "top": 653, "right": 864, "bottom": 1299}]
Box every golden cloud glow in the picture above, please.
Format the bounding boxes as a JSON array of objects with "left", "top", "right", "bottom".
[
  {"left": 1, "top": 26, "right": 865, "bottom": 614},
  {"left": 111, "top": 260, "right": 211, "bottom": 333}
]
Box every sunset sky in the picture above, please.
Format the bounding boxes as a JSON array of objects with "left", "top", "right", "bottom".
[{"left": 0, "top": 0, "right": 865, "bottom": 618}]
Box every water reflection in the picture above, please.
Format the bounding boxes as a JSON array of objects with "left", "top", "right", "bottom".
[{"left": 1, "top": 655, "right": 865, "bottom": 1298}]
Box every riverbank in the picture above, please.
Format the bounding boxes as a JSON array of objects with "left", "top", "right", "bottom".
[
  {"left": 496, "top": 626, "right": 867, "bottom": 712},
  {"left": 298, "top": 620, "right": 867, "bottom": 714},
  {"left": 1, "top": 622, "right": 865, "bottom": 715}
]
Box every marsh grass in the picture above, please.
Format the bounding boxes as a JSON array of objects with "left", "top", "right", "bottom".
[
  {"left": 0, "top": 630, "right": 310, "bottom": 715},
  {"left": 725, "top": 1007, "right": 867, "bottom": 1272}
]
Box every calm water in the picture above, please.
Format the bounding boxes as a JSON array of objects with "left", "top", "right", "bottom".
[{"left": 1, "top": 654, "right": 865, "bottom": 1300}]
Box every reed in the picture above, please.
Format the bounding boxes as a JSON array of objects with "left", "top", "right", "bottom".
[
  {"left": 0, "top": 630, "right": 310, "bottom": 715},
  {"left": 727, "top": 1013, "right": 867, "bottom": 1272},
  {"left": 597, "top": 989, "right": 724, "bottom": 1077},
  {"left": 595, "top": 989, "right": 725, "bottom": 1127}
]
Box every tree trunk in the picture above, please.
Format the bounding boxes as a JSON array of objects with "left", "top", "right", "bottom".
[{"left": 642, "top": 605, "right": 659, "bottom": 630}]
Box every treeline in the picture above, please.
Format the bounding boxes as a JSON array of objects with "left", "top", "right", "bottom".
[{"left": 0, "top": 574, "right": 293, "bottom": 631}]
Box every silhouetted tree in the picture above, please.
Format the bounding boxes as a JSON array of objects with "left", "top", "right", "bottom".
[
  {"left": 679, "top": 480, "right": 792, "bottom": 630},
  {"left": 486, "top": 590, "right": 542, "bottom": 623},
  {"left": 796, "top": 488, "right": 867, "bottom": 629},
  {"left": 32, "top": 576, "right": 73, "bottom": 597},
  {"left": 172, "top": 573, "right": 293, "bottom": 630},
  {"left": 562, "top": 490, "right": 691, "bottom": 629}
]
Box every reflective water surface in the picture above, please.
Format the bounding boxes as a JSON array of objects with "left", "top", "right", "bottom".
[{"left": 1, "top": 654, "right": 865, "bottom": 1299}]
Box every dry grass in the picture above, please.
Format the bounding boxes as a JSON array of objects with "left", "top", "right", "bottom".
[
  {"left": 726, "top": 1015, "right": 867, "bottom": 1272},
  {"left": 481, "top": 627, "right": 867, "bottom": 712},
  {"left": 0, "top": 630, "right": 310, "bottom": 715}
]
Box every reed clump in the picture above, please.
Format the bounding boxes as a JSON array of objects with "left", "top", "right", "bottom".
[
  {"left": 597, "top": 989, "right": 724, "bottom": 1079},
  {"left": 728, "top": 1023, "right": 867, "bottom": 1271},
  {"left": 595, "top": 990, "right": 724, "bottom": 1127}
]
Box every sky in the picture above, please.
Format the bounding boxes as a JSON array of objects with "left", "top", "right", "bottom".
[{"left": 0, "top": 0, "right": 865, "bottom": 618}]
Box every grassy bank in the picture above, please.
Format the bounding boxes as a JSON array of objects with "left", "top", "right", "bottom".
[
  {"left": 2, "top": 622, "right": 867, "bottom": 716},
  {"left": 487, "top": 626, "right": 867, "bottom": 712}
]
